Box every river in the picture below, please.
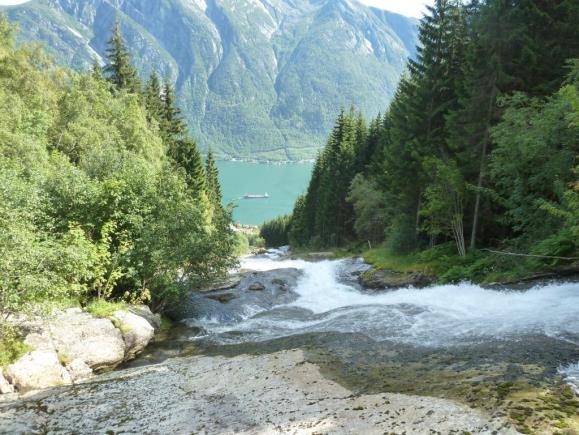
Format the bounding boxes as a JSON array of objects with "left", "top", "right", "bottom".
[
  {"left": 217, "top": 161, "right": 313, "bottom": 225},
  {"left": 1, "top": 249, "right": 578, "bottom": 433}
]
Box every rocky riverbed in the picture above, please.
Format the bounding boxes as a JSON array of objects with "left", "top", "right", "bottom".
[
  {"left": 0, "top": 250, "right": 578, "bottom": 434},
  {"left": 0, "top": 349, "right": 517, "bottom": 434}
]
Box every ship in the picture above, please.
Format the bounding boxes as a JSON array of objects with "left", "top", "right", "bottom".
[{"left": 243, "top": 193, "right": 270, "bottom": 199}]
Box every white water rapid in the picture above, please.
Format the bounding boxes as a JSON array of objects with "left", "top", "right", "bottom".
[{"left": 193, "top": 250, "right": 579, "bottom": 390}]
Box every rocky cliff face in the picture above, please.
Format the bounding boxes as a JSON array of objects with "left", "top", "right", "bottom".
[{"left": 4, "top": 0, "right": 418, "bottom": 160}]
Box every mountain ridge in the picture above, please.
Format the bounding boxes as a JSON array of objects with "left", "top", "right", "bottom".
[{"left": 4, "top": 0, "right": 418, "bottom": 160}]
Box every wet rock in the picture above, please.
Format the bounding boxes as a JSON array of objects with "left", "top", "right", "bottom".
[
  {"left": 113, "top": 311, "right": 155, "bottom": 360},
  {"left": 0, "top": 350, "right": 518, "bottom": 434},
  {"left": 171, "top": 268, "right": 303, "bottom": 322},
  {"left": 207, "top": 293, "right": 237, "bottom": 304},
  {"left": 199, "top": 275, "right": 242, "bottom": 293},
  {"left": 359, "top": 269, "right": 434, "bottom": 290},
  {"left": 6, "top": 350, "right": 71, "bottom": 392},
  {"left": 272, "top": 279, "right": 290, "bottom": 291},
  {"left": 249, "top": 282, "right": 266, "bottom": 291},
  {"left": 0, "top": 369, "right": 14, "bottom": 394}
]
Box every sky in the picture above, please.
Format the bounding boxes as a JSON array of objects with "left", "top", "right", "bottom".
[{"left": 0, "top": 0, "right": 433, "bottom": 18}]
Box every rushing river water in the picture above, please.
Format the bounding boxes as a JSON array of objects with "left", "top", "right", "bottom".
[
  {"left": 2, "top": 250, "right": 577, "bottom": 433},
  {"left": 185, "top": 249, "right": 579, "bottom": 400}
]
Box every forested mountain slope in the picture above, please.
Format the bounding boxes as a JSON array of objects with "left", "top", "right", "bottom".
[
  {"left": 4, "top": 0, "right": 418, "bottom": 160},
  {"left": 262, "top": 0, "right": 579, "bottom": 284}
]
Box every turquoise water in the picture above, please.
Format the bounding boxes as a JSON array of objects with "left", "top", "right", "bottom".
[{"left": 217, "top": 161, "right": 313, "bottom": 225}]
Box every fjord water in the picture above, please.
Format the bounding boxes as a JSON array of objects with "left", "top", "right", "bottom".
[
  {"left": 217, "top": 161, "right": 313, "bottom": 225},
  {"left": 191, "top": 251, "right": 579, "bottom": 394}
]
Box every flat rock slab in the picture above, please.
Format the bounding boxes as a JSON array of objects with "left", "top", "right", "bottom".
[{"left": 0, "top": 350, "right": 518, "bottom": 434}]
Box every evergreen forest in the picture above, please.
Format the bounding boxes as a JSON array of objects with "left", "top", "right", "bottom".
[{"left": 262, "top": 0, "right": 579, "bottom": 282}]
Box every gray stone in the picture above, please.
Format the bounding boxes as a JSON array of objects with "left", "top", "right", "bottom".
[
  {"left": 65, "top": 359, "right": 93, "bottom": 382},
  {"left": 128, "top": 305, "right": 161, "bottom": 331},
  {"left": 113, "top": 311, "right": 155, "bottom": 360},
  {"left": 6, "top": 350, "right": 71, "bottom": 392},
  {"left": 359, "top": 268, "right": 434, "bottom": 290},
  {"left": 0, "top": 368, "right": 14, "bottom": 394},
  {"left": 248, "top": 282, "right": 266, "bottom": 291},
  {"left": 49, "top": 310, "right": 125, "bottom": 371}
]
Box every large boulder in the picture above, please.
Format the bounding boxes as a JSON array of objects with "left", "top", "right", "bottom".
[
  {"left": 1, "top": 306, "right": 158, "bottom": 394},
  {"left": 49, "top": 310, "right": 126, "bottom": 371},
  {"left": 0, "top": 368, "right": 14, "bottom": 394},
  {"left": 112, "top": 311, "right": 155, "bottom": 360},
  {"left": 128, "top": 305, "right": 161, "bottom": 331},
  {"left": 6, "top": 350, "right": 71, "bottom": 393}
]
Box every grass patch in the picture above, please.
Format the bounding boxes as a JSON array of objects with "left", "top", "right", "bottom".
[
  {"left": 86, "top": 300, "right": 126, "bottom": 318},
  {"left": 360, "top": 243, "right": 548, "bottom": 284},
  {"left": 57, "top": 352, "right": 72, "bottom": 366},
  {"left": 363, "top": 248, "right": 437, "bottom": 274},
  {"left": 0, "top": 325, "right": 32, "bottom": 368}
]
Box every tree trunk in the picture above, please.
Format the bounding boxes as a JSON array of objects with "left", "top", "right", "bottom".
[{"left": 470, "top": 86, "right": 498, "bottom": 250}]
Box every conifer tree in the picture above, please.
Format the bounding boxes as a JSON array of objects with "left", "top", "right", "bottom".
[
  {"left": 104, "top": 20, "right": 140, "bottom": 93},
  {"left": 91, "top": 60, "right": 104, "bottom": 81},
  {"left": 161, "top": 81, "right": 187, "bottom": 142},
  {"left": 205, "top": 147, "right": 222, "bottom": 210},
  {"left": 173, "top": 138, "right": 207, "bottom": 198},
  {"left": 144, "top": 72, "right": 163, "bottom": 123}
]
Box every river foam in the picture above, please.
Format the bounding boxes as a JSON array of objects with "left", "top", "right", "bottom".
[
  {"left": 212, "top": 254, "right": 579, "bottom": 348},
  {"left": 205, "top": 252, "right": 579, "bottom": 391}
]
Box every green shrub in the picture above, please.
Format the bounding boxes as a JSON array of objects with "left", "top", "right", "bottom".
[
  {"left": 233, "top": 232, "right": 250, "bottom": 256},
  {"left": 0, "top": 325, "right": 32, "bottom": 368},
  {"left": 160, "top": 316, "right": 174, "bottom": 332},
  {"left": 247, "top": 232, "right": 266, "bottom": 248}
]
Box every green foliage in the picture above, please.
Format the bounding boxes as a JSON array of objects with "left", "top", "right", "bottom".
[
  {"left": 286, "top": 0, "right": 578, "bottom": 282},
  {"left": 260, "top": 215, "right": 292, "bottom": 247},
  {"left": 347, "top": 174, "right": 387, "bottom": 244},
  {"left": 0, "top": 15, "right": 237, "bottom": 318},
  {"left": 0, "top": 325, "right": 32, "bottom": 368},
  {"left": 233, "top": 232, "right": 251, "bottom": 256},
  {"left": 247, "top": 232, "right": 266, "bottom": 249},
  {"left": 105, "top": 20, "right": 141, "bottom": 94}
]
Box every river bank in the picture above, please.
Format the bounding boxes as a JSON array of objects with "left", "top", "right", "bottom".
[
  {"left": 0, "top": 349, "right": 517, "bottom": 434},
  {"left": 1, "top": 250, "right": 577, "bottom": 434},
  {"left": 313, "top": 244, "right": 579, "bottom": 289},
  {"left": 0, "top": 306, "right": 159, "bottom": 395}
]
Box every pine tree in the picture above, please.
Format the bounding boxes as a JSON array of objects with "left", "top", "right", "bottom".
[
  {"left": 173, "top": 138, "right": 207, "bottom": 198},
  {"left": 161, "top": 81, "right": 187, "bottom": 142},
  {"left": 104, "top": 20, "right": 141, "bottom": 93},
  {"left": 144, "top": 72, "right": 163, "bottom": 123},
  {"left": 205, "top": 147, "right": 222, "bottom": 210},
  {"left": 91, "top": 60, "right": 104, "bottom": 81},
  {"left": 446, "top": 0, "right": 516, "bottom": 249}
]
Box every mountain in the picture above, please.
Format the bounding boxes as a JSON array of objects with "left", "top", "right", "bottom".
[{"left": 3, "top": 0, "right": 418, "bottom": 160}]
